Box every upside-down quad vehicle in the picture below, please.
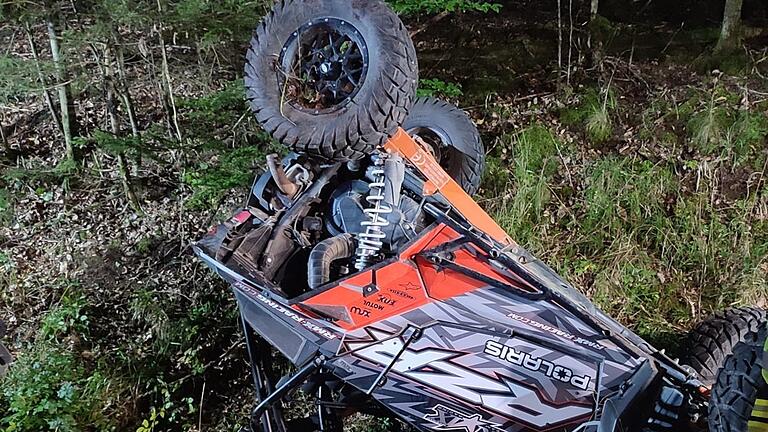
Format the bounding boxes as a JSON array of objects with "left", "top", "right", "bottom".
[{"left": 194, "top": 1, "right": 767, "bottom": 431}]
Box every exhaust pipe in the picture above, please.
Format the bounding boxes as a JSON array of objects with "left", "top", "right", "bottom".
[
  {"left": 267, "top": 154, "right": 299, "bottom": 198},
  {"left": 308, "top": 233, "right": 356, "bottom": 290}
]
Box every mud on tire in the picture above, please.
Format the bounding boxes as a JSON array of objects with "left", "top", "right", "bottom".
[
  {"left": 402, "top": 97, "right": 486, "bottom": 195},
  {"left": 245, "top": 0, "right": 418, "bottom": 162},
  {"left": 683, "top": 307, "right": 766, "bottom": 386}
]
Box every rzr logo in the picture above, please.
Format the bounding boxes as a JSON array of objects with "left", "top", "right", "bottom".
[{"left": 424, "top": 404, "right": 504, "bottom": 432}]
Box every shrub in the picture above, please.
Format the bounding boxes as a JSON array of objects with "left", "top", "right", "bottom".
[
  {"left": 417, "top": 78, "right": 463, "bottom": 98},
  {"left": 0, "top": 293, "right": 121, "bottom": 432},
  {"left": 388, "top": 0, "right": 501, "bottom": 15},
  {"left": 1, "top": 343, "right": 115, "bottom": 432},
  {"left": 0, "top": 189, "right": 12, "bottom": 226}
]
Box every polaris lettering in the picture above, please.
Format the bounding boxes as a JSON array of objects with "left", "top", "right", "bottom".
[{"left": 484, "top": 340, "right": 592, "bottom": 391}]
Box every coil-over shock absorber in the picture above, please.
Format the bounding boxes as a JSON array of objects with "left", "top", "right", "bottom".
[{"left": 354, "top": 153, "right": 393, "bottom": 271}]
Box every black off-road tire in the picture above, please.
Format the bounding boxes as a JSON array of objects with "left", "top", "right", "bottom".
[
  {"left": 402, "top": 97, "right": 485, "bottom": 195},
  {"left": 683, "top": 307, "right": 766, "bottom": 386},
  {"left": 245, "top": 0, "right": 418, "bottom": 162},
  {"left": 708, "top": 326, "right": 767, "bottom": 432}
]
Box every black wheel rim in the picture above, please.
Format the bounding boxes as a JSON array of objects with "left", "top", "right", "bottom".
[{"left": 279, "top": 18, "right": 369, "bottom": 114}]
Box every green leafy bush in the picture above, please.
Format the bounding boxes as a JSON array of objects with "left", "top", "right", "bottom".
[
  {"left": 388, "top": 0, "right": 501, "bottom": 15},
  {"left": 40, "top": 295, "right": 89, "bottom": 340},
  {"left": 0, "top": 189, "right": 12, "bottom": 226},
  {"left": 169, "top": 0, "right": 272, "bottom": 49},
  {"left": 179, "top": 81, "right": 248, "bottom": 127},
  {"left": 87, "top": 130, "right": 143, "bottom": 157},
  {"left": 417, "top": 78, "right": 463, "bottom": 98},
  {"left": 1, "top": 343, "right": 115, "bottom": 432},
  {"left": 0, "top": 291, "right": 124, "bottom": 432},
  {"left": 0, "top": 55, "right": 39, "bottom": 103}
]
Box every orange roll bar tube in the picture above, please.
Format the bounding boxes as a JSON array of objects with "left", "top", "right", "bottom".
[{"left": 384, "top": 128, "right": 514, "bottom": 246}]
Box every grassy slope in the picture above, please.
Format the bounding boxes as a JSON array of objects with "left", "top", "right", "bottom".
[{"left": 480, "top": 73, "right": 768, "bottom": 351}]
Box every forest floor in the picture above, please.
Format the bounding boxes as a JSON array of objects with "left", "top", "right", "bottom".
[{"left": 1, "top": 8, "right": 767, "bottom": 432}]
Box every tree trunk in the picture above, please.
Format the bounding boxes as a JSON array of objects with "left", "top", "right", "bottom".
[
  {"left": 46, "top": 19, "right": 76, "bottom": 163},
  {"left": 557, "top": 0, "right": 563, "bottom": 88},
  {"left": 0, "top": 116, "right": 7, "bottom": 152},
  {"left": 566, "top": 0, "right": 574, "bottom": 86},
  {"left": 104, "top": 44, "right": 142, "bottom": 214},
  {"left": 113, "top": 32, "right": 143, "bottom": 173},
  {"left": 716, "top": 0, "right": 744, "bottom": 53},
  {"left": 158, "top": 29, "right": 182, "bottom": 142},
  {"left": 588, "top": 0, "right": 605, "bottom": 69},
  {"left": 154, "top": 0, "right": 182, "bottom": 142},
  {"left": 25, "top": 23, "right": 63, "bottom": 136}
]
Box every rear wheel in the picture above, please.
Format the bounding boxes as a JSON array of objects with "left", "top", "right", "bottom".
[
  {"left": 245, "top": 0, "right": 418, "bottom": 162},
  {"left": 402, "top": 97, "right": 485, "bottom": 195},
  {"left": 708, "top": 326, "right": 768, "bottom": 432},
  {"left": 683, "top": 307, "right": 766, "bottom": 386}
]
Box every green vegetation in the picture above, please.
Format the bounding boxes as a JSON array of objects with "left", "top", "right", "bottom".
[
  {"left": 0, "top": 189, "right": 11, "bottom": 226},
  {"left": 2, "top": 342, "right": 116, "bottom": 432},
  {"left": 388, "top": 0, "right": 501, "bottom": 15},
  {"left": 485, "top": 125, "right": 562, "bottom": 250},
  {"left": 1, "top": 293, "right": 122, "bottom": 432},
  {"left": 485, "top": 81, "right": 768, "bottom": 349},
  {"left": 417, "top": 78, "right": 464, "bottom": 98},
  {"left": 0, "top": 56, "right": 38, "bottom": 101},
  {"left": 179, "top": 84, "right": 277, "bottom": 209},
  {"left": 560, "top": 88, "right": 616, "bottom": 144},
  {"left": 183, "top": 145, "right": 267, "bottom": 209}
]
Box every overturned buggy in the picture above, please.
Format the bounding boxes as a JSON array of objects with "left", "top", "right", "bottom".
[{"left": 195, "top": 1, "right": 765, "bottom": 431}]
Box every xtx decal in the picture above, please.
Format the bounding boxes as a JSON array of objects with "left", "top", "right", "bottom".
[
  {"left": 424, "top": 404, "right": 504, "bottom": 432},
  {"left": 508, "top": 313, "right": 605, "bottom": 351},
  {"left": 377, "top": 294, "right": 397, "bottom": 306},
  {"left": 349, "top": 329, "right": 593, "bottom": 429},
  {"left": 484, "top": 340, "right": 592, "bottom": 391}
]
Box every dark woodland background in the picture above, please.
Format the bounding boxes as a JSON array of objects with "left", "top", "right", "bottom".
[{"left": 0, "top": 0, "right": 767, "bottom": 430}]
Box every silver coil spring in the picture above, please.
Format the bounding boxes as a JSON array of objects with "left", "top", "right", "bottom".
[{"left": 354, "top": 154, "right": 392, "bottom": 271}]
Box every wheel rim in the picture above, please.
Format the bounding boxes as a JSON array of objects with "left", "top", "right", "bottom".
[
  {"left": 279, "top": 18, "right": 369, "bottom": 114},
  {"left": 407, "top": 126, "right": 454, "bottom": 166}
]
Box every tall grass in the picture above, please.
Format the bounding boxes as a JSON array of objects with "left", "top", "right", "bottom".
[{"left": 483, "top": 107, "right": 767, "bottom": 349}]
